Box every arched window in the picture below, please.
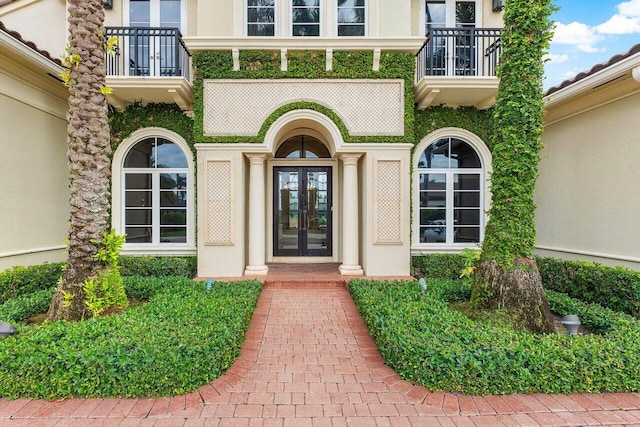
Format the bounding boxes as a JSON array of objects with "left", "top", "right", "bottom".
[
  {"left": 414, "top": 131, "right": 490, "bottom": 247},
  {"left": 113, "top": 130, "right": 195, "bottom": 253},
  {"left": 275, "top": 135, "right": 331, "bottom": 158}
]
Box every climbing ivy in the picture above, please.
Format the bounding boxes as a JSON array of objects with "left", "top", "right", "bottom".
[
  {"left": 480, "top": 0, "right": 556, "bottom": 268},
  {"left": 109, "top": 103, "right": 194, "bottom": 155},
  {"left": 414, "top": 106, "right": 495, "bottom": 151},
  {"left": 192, "top": 50, "right": 415, "bottom": 144}
]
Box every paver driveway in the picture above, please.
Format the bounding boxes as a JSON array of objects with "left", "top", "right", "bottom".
[{"left": 2, "top": 284, "right": 640, "bottom": 426}]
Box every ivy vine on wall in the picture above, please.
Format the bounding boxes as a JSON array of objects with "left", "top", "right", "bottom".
[
  {"left": 109, "top": 103, "right": 194, "bottom": 156},
  {"left": 414, "top": 106, "right": 495, "bottom": 152},
  {"left": 192, "top": 50, "right": 415, "bottom": 144}
]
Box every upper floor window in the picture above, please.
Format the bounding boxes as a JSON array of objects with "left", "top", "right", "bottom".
[
  {"left": 129, "top": 0, "right": 182, "bottom": 29},
  {"left": 338, "top": 0, "right": 366, "bottom": 36},
  {"left": 292, "top": 0, "right": 321, "bottom": 36},
  {"left": 425, "top": 0, "right": 476, "bottom": 34},
  {"left": 245, "top": 0, "right": 367, "bottom": 37},
  {"left": 413, "top": 132, "right": 491, "bottom": 248},
  {"left": 248, "top": 0, "right": 276, "bottom": 36}
]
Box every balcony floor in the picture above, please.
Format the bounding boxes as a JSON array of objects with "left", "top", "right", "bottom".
[
  {"left": 106, "top": 76, "right": 193, "bottom": 111},
  {"left": 415, "top": 76, "right": 499, "bottom": 110}
]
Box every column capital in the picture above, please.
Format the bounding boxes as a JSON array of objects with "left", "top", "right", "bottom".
[
  {"left": 245, "top": 153, "right": 269, "bottom": 165},
  {"left": 339, "top": 152, "right": 363, "bottom": 166}
]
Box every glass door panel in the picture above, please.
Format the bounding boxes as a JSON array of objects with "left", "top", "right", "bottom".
[
  {"left": 276, "top": 169, "right": 300, "bottom": 254},
  {"left": 129, "top": 0, "right": 182, "bottom": 76},
  {"left": 275, "top": 167, "right": 331, "bottom": 256}
]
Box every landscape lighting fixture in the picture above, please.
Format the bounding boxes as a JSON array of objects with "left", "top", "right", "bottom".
[
  {"left": 561, "top": 315, "right": 581, "bottom": 336},
  {"left": 0, "top": 322, "right": 17, "bottom": 337}
]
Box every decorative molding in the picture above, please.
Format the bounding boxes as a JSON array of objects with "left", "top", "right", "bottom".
[
  {"left": 232, "top": 48, "right": 240, "bottom": 71},
  {"left": 0, "top": 245, "right": 66, "bottom": 259},
  {"left": 184, "top": 36, "right": 426, "bottom": 53},
  {"left": 373, "top": 48, "right": 381, "bottom": 71},
  {"left": 373, "top": 159, "right": 403, "bottom": 245},
  {"left": 204, "top": 160, "right": 235, "bottom": 246},
  {"left": 535, "top": 245, "right": 640, "bottom": 264},
  {"left": 280, "top": 48, "right": 287, "bottom": 72},
  {"left": 203, "top": 79, "right": 405, "bottom": 137}
]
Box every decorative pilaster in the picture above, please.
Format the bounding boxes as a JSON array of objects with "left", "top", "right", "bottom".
[
  {"left": 339, "top": 153, "right": 364, "bottom": 276},
  {"left": 244, "top": 154, "right": 269, "bottom": 275}
]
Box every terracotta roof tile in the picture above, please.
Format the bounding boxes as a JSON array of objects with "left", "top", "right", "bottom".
[
  {"left": 546, "top": 43, "right": 640, "bottom": 96},
  {"left": 0, "top": 20, "right": 62, "bottom": 66}
]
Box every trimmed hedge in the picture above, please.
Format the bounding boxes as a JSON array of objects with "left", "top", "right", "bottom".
[
  {"left": 0, "top": 277, "right": 261, "bottom": 399},
  {"left": 119, "top": 256, "right": 197, "bottom": 278},
  {"left": 0, "top": 288, "right": 56, "bottom": 324},
  {"left": 0, "top": 263, "right": 64, "bottom": 304},
  {"left": 537, "top": 257, "right": 640, "bottom": 318},
  {"left": 0, "top": 257, "right": 197, "bottom": 303},
  {"left": 350, "top": 278, "right": 640, "bottom": 395},
  {"left": 413, "top": 254, "right": 640, "bottom": 318},
  {"left": 412, "top": 254, "right": 465, "bottom": 281}
]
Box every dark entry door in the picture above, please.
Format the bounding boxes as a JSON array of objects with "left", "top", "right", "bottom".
[{"left": 274, "top": 167, "right": 332, "bottom": 256}]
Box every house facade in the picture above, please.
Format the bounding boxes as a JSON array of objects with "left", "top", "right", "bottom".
[
  {"left": 537, "top": 44, "right": 640, "bottom": 270},
  {"left": 1, "top": 0, "right": 507, "bottom": 276}
]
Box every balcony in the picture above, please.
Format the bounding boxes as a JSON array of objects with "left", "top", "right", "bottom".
[
  {"left": 104, "top": 27, "right": 193, "bottom": 111},
  {"left": 415, "top": 28, "right": 502, "bottom": 110}
]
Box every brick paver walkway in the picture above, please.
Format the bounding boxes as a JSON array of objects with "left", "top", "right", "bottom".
[{"left": 2, "top": 284, "right": 640, "bottom": 426}]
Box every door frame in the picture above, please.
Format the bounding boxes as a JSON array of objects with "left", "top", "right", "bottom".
[{"left": 267, "top": 159, "right": 339, "bottom": 263}]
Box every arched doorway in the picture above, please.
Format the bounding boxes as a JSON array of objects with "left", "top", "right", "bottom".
[{"left": 273, "top": 135, "right": 333, "bottom": 257}]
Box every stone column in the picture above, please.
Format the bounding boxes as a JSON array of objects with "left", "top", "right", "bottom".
[
  {"left": 339, "top": 153, "right": 364, "bottom": 275},
  {"left": 244, "top": 154, "right": 269, "bottom": 276}
]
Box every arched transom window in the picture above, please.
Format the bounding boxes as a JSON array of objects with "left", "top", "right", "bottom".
[
  {"left": 122, "top": 137, "right": 190, "bottom": 245},
  {"left": 416, "top": 137, "right": 483, "bottom": 245}
]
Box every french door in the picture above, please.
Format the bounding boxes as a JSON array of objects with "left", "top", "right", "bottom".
[
  {"left": 128, "top": 0, "right": 182, "bottom": 76},
  {"left": 274, "top": 167, "right": 332, "bottom": 257},
  {"left": 425, "top": 0, "right": 477, "bottom": 76}
]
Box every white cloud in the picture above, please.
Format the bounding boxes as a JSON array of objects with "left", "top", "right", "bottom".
[
  {"left": 544, "top": 53, "right": 569, "bottom": 64},
  {"left": 597, "top": 0, "right": 640, "bottom": 34},
  {"left": 552, "top": 22, "right": 604, "bottom": 53},
  {"left": 618, "top": 0, "right": 640, "bottom": 17}
]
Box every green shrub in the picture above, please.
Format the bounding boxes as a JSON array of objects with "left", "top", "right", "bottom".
[
  {"left": 0, "top": 288, "right": 55, "bottom": 324},
  {"left": 350, "top": 278, "right": 640, "bottom": 395},
  {"left": 412, "top": 254, "right": 465, "bottom": 280},
  {"left": 537, "top": 257, "right": 640, "bottom": 317},
  {"left": 0, "top": 278, "right": 261, "bottom": 399},
  {"left": 122, "top": 276, "right": 175, "bottom": 300},
  {"left": 119, "top": 256, "right": 197, "bottom": 278},
  {"left": 0, "top": 263, "right": 64, "bottom": 303}
]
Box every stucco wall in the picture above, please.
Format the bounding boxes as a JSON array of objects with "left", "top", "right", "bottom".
[
  {"left": 536, "top": 91, "right": 640, "bottom": 270},
  {"left": 0, "top": 57, "right": 69, "bottom": 270},
  {"left": 0, "top": 0, "right": 67, "bottom": 58}
]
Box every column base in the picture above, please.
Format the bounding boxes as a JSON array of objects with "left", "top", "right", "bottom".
[
  {"left": 244, "top": 265, "right": 269, "bottom": 276},
  {"left": 339, "top": 264, "right": 364, "bottom": 276}
]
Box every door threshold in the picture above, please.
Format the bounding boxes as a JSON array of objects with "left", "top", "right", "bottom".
[{"left": 271, "top": 256, "right": 336, "bottom": 264}]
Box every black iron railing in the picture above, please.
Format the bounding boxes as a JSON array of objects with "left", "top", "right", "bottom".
[
  {"left": 105, "top": 27, "right": 191, "bottom": 79},
  {"left": 416, "top": 28, "right": 502, "bottom": 80}
]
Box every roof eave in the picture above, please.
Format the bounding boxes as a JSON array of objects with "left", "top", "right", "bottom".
[
  {"left": 0, "top": 29, "right": 64, "bottom": 74},
  {"left": 544, "top": 52, "right": 640, "bottom": 108}
]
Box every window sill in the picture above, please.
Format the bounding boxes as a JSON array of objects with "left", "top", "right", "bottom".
[
  {"left": 411, "top": 244, "right": 481, "bottom": 255},
  {"left": 121, "top": 245, "right": 197, "bottom": 257}
]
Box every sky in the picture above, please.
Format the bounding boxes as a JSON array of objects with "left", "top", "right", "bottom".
[{"left": 544, "top": 0, "right": 640, "bottom": 89}]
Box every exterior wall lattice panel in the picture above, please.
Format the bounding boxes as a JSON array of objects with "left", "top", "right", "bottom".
[
  {"left": 203, "top": 79, "right": 405, "bottom": 136},
  {"left": 374, "top": 159, "right": 403, "bottom": 244},
  {"left": 205, "top": 160, "right": 234, "bottom": 245}
]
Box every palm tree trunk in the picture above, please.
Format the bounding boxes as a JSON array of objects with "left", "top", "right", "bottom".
[{"left": 48, "top": 0, "right": 111, "bottom": 322}]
